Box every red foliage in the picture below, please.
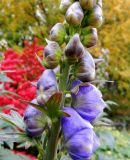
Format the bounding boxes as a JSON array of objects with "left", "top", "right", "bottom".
[{"left": 0, "top": 38, "right": 44, "bottom": 115}]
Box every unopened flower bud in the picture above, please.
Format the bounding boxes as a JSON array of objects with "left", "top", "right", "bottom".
[
  {"left": 37, "top": 69, "right": 58, "bottom": 93},
  {"left": 84, "top": 5, "right": 103, "bottom": 27},
  {"left": 50, "top": 23, "right": 66, "bottom": 45},
  {"left": 97, "top": 0, "right": 102, "bottom": 8},
  {"left": 65, "top": 2, "right": 84, "bottom": 26},
  {"left": 82, "top": 28, "right": 98, "bottom": 48},
  {"left": 24, "top": 99, "right": 45, "bottom": 137},
  {"left": 37, "top": 93, "right": 50, "bottom": 105},
  {"left": 44, "top": 40, "right": 62, "bottom": 69},
  {"left": 76, "top": 49, "right": 95, "bottom": 82},
  {"left": 94, "top": 58, "right": 104, "bottom": 69},
  {"left": 71, "top": 81, "right": 106, "bottom": 122},
  {"left": 60, "top": 0, "right": 73, "bottom": 14},
  {"left": 37, "top": 87, "right": 57, "bottom": 105},
  {"left": 65, "top": 33, "right": 84, "bottom": 61},
  {"left": 79, "top": 0, "right": 96, "bottom": 10},
  {"left": 61, "top": 107, "right": 99, "bottom": 160}
]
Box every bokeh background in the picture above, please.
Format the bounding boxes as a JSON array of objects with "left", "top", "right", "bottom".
[{"left": 0, "top": 0, "right": 130, "bottom": 160}]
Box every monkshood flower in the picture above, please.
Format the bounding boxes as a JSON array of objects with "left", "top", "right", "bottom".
[
  {"left": 37, "top": 69, "right": 57, "bottom": 91},
  {"left": 60, "top": 0, "right": 73, "bottom": 14},
  {"left": 65, "top": 2, "right": 84, "bottom": 26},
  {"left": 24, "top": 99, "right": 45, "bottom": 137},
  {"left": 71, "top": 80, "right": 106, "bottom": 122},
  {"left": 37, "top": 69, "right": 58, "bottom": 105},
  {"left": 76, "top": 49, "right": 95, "bottom": 82},
  {"left": 44, "top": 40, "right": 62, "bottom": 69},
  {"left": 65, "top": 33, "right": 84, "bottom": 61},
  {"left": 61, "top": 107, "right": 100, "bottom": 160},
  {"left": 50, "top": 23, "right": 66, "bottom": 45}
]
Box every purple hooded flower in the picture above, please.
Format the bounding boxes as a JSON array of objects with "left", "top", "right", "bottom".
[
  {"left": 71, "top": 80, "right": 106, "bottom": 122},
  {"left": 61, "top": 107, "right": 100, "bottom": 160},
  {"left": 37, "top": 69, "right": 57, "bottom": 91},
  {"left": 24, "top": 99, "right": 45, "bottom": 137}
]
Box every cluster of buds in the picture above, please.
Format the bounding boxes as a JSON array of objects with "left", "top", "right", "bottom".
[{"left": 24, "top": 0, "right": 105, "bottom": 159}]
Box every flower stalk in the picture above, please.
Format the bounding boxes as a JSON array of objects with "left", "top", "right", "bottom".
[{"left": 44, "top": 60, "right": 71, "bottom": 160}]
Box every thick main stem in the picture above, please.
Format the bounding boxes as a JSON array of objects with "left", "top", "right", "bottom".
[
  {"left": 44, "top": 60, "right": 70, "bottom": 160},
  {"left": 44, "top": 121, "right": 60, "bottom": 160}
]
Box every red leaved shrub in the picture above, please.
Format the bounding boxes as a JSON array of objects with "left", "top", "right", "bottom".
[{"left": 0, "top": 38, "right": 44, "bottom": 115}]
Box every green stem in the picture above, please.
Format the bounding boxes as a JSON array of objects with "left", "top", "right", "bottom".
[
  {"left": 43, "top": 60, "right": 70, "bottom": 160},
  {"left": 44, "top": 121, "right": 60, "bottom": 160}
]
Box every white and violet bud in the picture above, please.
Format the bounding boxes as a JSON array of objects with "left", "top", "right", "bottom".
[
  {"left": 76, "top": 48, "right": 96, "bottom": 82},
  {"left": 79, "top": 0, "right": 96, "bottom": 10},
  {"left": 65, "top": 33, "right": 84, "bottom": 61},
  {"left": 82, "top": 28, "right": 98, "bottom": 48},
  {"left": 60, "top": 0, "right": 73, "bottom": 14},
  {"left": 83, "top": 5, "right": 103, "bottom": 27},
  {"left": 44, "top": 40, "right": 62, "bottom": 69},
  {"left": 50, "top": 23, "right": 66, "bottom": 45},
  {"left": 65, "top": 2, "right": 84, "bottom": 26}
]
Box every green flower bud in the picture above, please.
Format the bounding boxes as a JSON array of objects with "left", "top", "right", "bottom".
[
  {"left": 83, "top": 5, "right": 103, "bottom": 27},
  {"left": 65, "top": 2, "right": 84, "bottom": 26},
  {"left": 60, "top": 0, "right": 73, "bottom": 14},
  {"left": 50, "top": 23, "right": 66, "bottom": 45},
  {"left": 65, "top": 33, "right": 84, "bottom": 61},
  {"left": 44, "top": 40, "right": 62, "bottom": 69},
  {"left": 82, "top": 28, "right": 98, "bottom": 48},
  {"left": 76, "top": 49, "right": 95, "bottom": 82},
  {"left": 79, "top": 0, "right": 96, "bottom": 10}
]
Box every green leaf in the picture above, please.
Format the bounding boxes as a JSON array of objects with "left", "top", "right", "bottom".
[
  {"left": 98, "top": 131, "right": 115, "bottom": 150},
  {"left": 45, "top": 92, "right": 62, "bottom": 120},
  {"left": 0, "top": 133, "right": 30, "bottom": 143},
  {"left": 58, "top": 111, "right": 71, "bottom": 117},
  {"left": 0, "top": 147, "right": 32, "bottom": 160},
  {"left": 0, "top": 105, "right": 16, "bottom": 111},
  {"left": 0, "top": 73, "right": 13, "bottom": 82},
  {"left": 0, "top": 111, "right": 25, "bottom": 131},
  {"left": 5, "top": 141, "right": 14, "bottom": 149},
  {"left": 105, "top": 100, "right": 119, "bottom": 107}
]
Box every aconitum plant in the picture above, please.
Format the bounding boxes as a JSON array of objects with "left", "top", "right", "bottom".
[{"left": 24, "top": 0, "right": 104, "bottom": 160}]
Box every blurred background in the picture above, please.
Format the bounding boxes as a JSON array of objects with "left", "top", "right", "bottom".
[{"left": 0, "top": 0, "right": 130, "bottom": 160}]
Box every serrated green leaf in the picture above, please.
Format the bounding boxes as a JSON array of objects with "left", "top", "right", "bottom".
[
  {"left": 98, "top": 131, "right": 115, "bottom": 150},
  {"left": 45, "top": 92, "right": 62, "bottom": 120},
  {"left": 0, "top": 73, "right": 13, "bottom": 82},
  {"left": 0, "top": 111, "right": 25, "bottom": 131},
  {"left": 0, "top": 147, "right": 32, "bottom": 160},
  {"left": 105, "top": 100, "right": 118, "bottom": 106},
  {"left": 5, "top": 141, "right": 14, "bottom": 149},
  {"left": 0, "top": 105, "right": 16, "bottom": 111},
  {"left": 11, "top": 110, "right": 25, "bottom": 129},
  {"left": 0, "top": 133, "right": 30, "bottom": 143}
]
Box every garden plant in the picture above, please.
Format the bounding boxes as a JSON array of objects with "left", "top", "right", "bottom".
[{"left": 0, "top": 0, "right": 108, "bottom": 160}]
